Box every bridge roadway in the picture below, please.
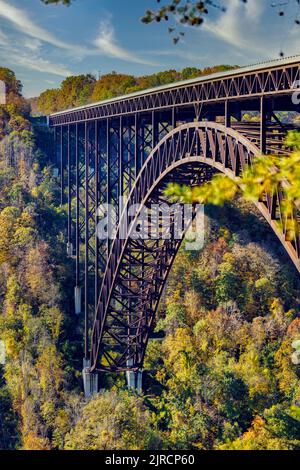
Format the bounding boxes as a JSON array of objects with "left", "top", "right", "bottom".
[{"left": 49, "top": 56, "right": 300, "bottom": 395}]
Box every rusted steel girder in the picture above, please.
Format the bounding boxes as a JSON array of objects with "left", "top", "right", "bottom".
[
  {"left": 50, "top": 58, "right": 300, "bottom": 386},
  {"left": 89, "top": 122, "right": 300, "bottom": 374}
]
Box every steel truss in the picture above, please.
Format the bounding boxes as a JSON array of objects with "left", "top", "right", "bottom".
[
  {"left": 56, "top": 115, "right": 182, "bottom": 363},
  {"left": 50, "top": 59, "right": 300, "bottom": 126},
  {"left": 50, "top": 58, "right": 300, "bottom": 385},
  {"left": 89, "top": 122, "right": 300, "bottom": 374}
]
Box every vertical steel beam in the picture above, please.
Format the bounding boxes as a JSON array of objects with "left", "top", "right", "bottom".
[
  {"left": 74, "top": 123, "right": 82, "bottom": 316},
  {"left": 134, "top": 113, "right": 139, "bottom": 179},
  {"left": 97, "top": 120, "right": 109, "bottom": 273},
  {"left": 172, "top": 107, "right": 176, "bottom": 129},
  {"left": 60, "top": 125, "right": 64, "bottom": 205},
  {"left": 54, "top": 127, "right": 57, "bottom": 166},
  {"left": 95, "top": 120, "right": 99, "bottom": 311},
  {"left": 106, "top": 119, "right": 111, "bottom": 205},
  {"left": 119, "top": 116, "right": 124, "bottom": 197},
  {"left": 120, "top": 117, "right": 135, "bottom": 198},
  {"left": 67, "top": 125, "right": 72, "bottom": 253},
  {"left": 224, "top": 101, "right": 231, "bottom": 169},
  {"left": 75, "top": 124, "right": 80, "bottom": 288},
  {"left": 141, "top": 118, "right": 145, "bottom": 167},
  {"left": 80, "top": 120, "right": 96, "bottom": 356},
  {"left": 127, "top": 120, "right": 133, "bottom": 193},
  {"left": 260, "top": 96, "right": 267, "bottom": 154},
  {"left": 84, "top": 121, "right": 89, "bottom": 359},
  {"left": 152, "top": 111, "right": 158, "bottom": 149},
  {"left": 106, "top": 118, "right": 111, "bottom": 253},
  {"left": 225, "top": 100, "right": 231, "bottom": 128}
]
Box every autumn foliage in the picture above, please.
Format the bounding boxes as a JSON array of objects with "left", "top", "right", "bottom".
[{"left": 0, "top": 67, "right": 299, "bottom": 451}]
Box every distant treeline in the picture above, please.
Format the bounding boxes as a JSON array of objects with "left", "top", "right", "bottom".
[{"left": 37, "top": 65, "right": 237, "bottom": 115}]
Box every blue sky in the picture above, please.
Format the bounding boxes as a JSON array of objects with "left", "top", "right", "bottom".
[{"left": 0, "top": 0, "right": 299, "bottom": 97}]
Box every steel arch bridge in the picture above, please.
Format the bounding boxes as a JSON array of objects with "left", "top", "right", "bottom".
[{"left": 49, "top": 56, "right": 300, "bottom": 394}]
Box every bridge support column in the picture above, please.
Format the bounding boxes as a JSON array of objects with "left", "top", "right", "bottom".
[
  {"left": 126, "top": 370, "right": 143, "bottom": 392},
  {"left": 74, "top": 285, "right": 81, "bottom": 315},
  {"left": 260, "top": 96, "right": 267, "bottom": 154},
  {"left": 82, "top": 359, "right": 99, "bottom": 398},
  {"left": 126, "top": 359, "right": 143, "bottom": 392},
  {"left": 225, "top": 100, "right": 231, "bottom": 127},
  {"left": 67, "top": 242, "right": 73, "bottom": 257}
]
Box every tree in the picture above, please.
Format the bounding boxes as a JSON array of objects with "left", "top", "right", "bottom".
[
  {"left": 64, "top": 390, "right": 162, "bottom": 450},
  {"left": 0, "top": 381, "right": 20, "bottom": 449},
  {"left": 0, "top": 68, "right": 22, "bottom": 96},
  {"left": 38, "top": 75, "right": 96, "bottom": 114},
  {"left": 58, "top": 74, "right": 96, "bottom": 109},
  {"left": 145, "top": 211, "right": 300, "bottom": 450},
  {"left": 219, "top": 406, "right": 300, "bottom": 450},
  {"left": 91, "top": 73, "right": 136, "bottom": 103},
  {"left": 37, "top": 89, "right": 60, "bottom": 115},
  {"left": 0, "top": 67, "right": 82, "bottom": 451}
]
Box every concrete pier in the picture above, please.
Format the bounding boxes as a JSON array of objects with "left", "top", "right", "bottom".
[
  {"left": 74, "top": 285, "right": 81, "bottom": 315},
  {"left": 126, "top": 359, "right": 143, "bottom": 392},
  {"left": 67, "top": 242, "right": 73, "bottom": 257},
  {"left": 82, "top": 359, "right": 99, "bottom": 398}
]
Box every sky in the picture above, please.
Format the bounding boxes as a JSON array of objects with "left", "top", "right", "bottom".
[{"left": 0, "top": 0, "right": 299, "bottom": 97}]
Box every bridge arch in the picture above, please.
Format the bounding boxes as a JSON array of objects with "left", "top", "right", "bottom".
[{"left": 90, "top": 122, "right": 299, "bottom": 374}]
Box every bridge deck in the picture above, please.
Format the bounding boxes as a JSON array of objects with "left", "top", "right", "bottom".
[{"left": 49, "top": 55, "right": 300, "bottom": 126}]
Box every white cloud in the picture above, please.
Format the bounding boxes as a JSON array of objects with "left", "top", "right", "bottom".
[
  {"left": 203, "top": 0, "right": 266, "bottom": 55},
  {"left": 0, "top": 1, "right": 74, "bottom": 78},
  {"left": 0, "top": 30, "right": 72, "bottom": 77},
  {"left": 23, "top": 38, "right": 42, "bottom": 52},
  {"left": 202, "top": 0, "right": 300, "bottom": 59},
  {"left": 0, "top": 2, "right": 158, "bottom": 78},
  {"left": 45, "top": 79, "right": 56, "bottom": 85},
  {"left": 0, "top": 0, "right": 96, "bottom": 62},
  {"left": 1, "top": 46, "right": 72, "bottom": 77},
  {"left": 0, "top": 28, "right": 9, "bottom": 45},
  {"left": 0, "top": 0, "right": 75, "bottom": 50},
  {"left": 94, "top": 19, "right": 157, "bottom": 66},
  {"left": 12, "top": 53, "right": 72, "bottom": 77},
  {"left": 148, "top": 48, "right": 207, "bottom": 64},
  {"left": 0, "top": 1, "right": 159, "bottom": 67}
]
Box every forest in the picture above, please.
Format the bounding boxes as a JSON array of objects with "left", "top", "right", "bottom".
[
  {"left": 0, "top": 66, "right": 299, "bottom": 450},
  {"left": 36, "top": 65, "right": 236, "bottom": 115}
]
